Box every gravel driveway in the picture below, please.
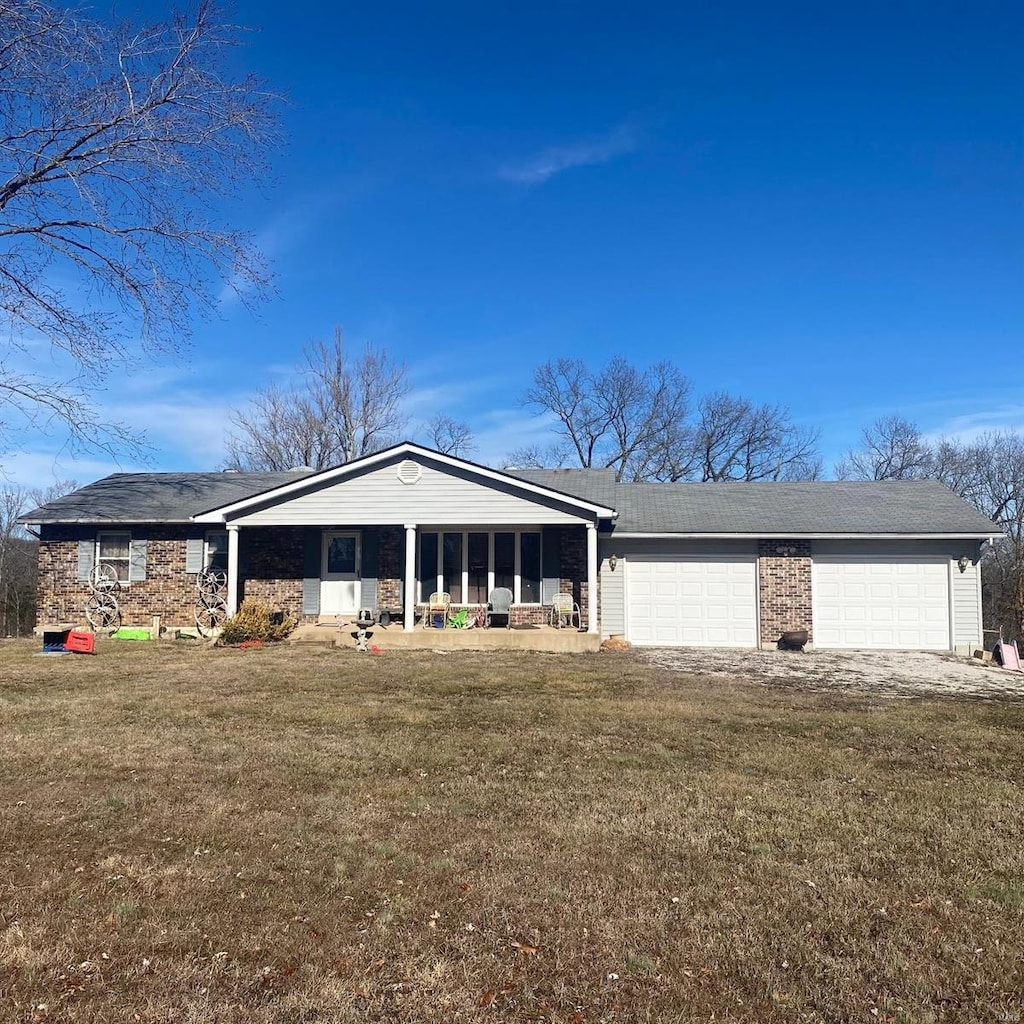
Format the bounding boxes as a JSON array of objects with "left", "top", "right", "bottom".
[{"left": 638, "top": 646, "right": 1024, "bottom": 700}]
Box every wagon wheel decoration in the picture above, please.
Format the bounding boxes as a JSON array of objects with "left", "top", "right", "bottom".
[
  {"left": 92, "top": 562, "right": 123, "bottom": 593},
  {"left": 84, "top": 563, "right": 122, "bottom": 634},
  {"left": 85, "top": 592, "right": 122, "bottom": 633},
  {"left": 194, "top": 566, "right": 229, "bottom": 637}
]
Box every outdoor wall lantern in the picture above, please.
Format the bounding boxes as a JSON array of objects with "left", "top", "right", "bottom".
[
  {"left": 608, "top": 554, "right": 619, "bottom": 572},
  {"left": 957, "top": 555, "right": 971, "bottom": 574}
]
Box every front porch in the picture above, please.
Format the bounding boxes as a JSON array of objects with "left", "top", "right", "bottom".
[{"left": 289, "top": 619, "right": 601, "bottom": 652}]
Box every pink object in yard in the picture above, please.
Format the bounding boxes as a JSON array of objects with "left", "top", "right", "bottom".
[{"left": 995, "top": 639, "right": 1023, "bottom": 671}]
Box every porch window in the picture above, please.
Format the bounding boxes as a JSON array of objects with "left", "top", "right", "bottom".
[
  {"left": 443, "top": 532, "right": 463, "bottom": 603},
  {"left": 467, "top": 532, "right": 488, "bottom": 603},
  {"left": 419, "top": 532, "right": 439, "bottom": 601},
  {"left": 494, "top": 532, "right": 515, "bottom": 593},
  {"left": 520, "top": 532, "right": 541, "bottom": 603},
  {"left": 96, "top": 531, "right": 131, "bottom": 584},
  {"left": 417, "top": 529, "right": 544, "bottom": 605}
]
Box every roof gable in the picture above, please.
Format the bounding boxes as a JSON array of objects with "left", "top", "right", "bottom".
[{"left": 193, "top": 442, "right": 618, "bottom": 523}]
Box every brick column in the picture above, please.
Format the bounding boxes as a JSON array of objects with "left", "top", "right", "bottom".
[{"left": 757, "top": 539, "right": 812, "bottom": 649}]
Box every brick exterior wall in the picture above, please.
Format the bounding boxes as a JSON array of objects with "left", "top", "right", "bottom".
[
  {"left": 38, "top": 525, "right": 199, "bottom": 629},
  {"left": 37, "top": 524, "right": 313, "bottom": 630},
  {"left": 757, "top": 539, "right": 813, "bottom": 648},
  {"left": 377, "top": 527, "right": 404, "bottom": 610},
  {"left": 240, "top": 527, "right": 305, "bottom": 622}
]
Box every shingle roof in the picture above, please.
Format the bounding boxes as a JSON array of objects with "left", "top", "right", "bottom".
[
  {"left": 19, "top": 470, "right": 315, "bottom": 524},
  {"left": 507, "top": 470, "right": 999, "bottom": 536},
  {"left": 20, "top": 462, "right": 999, "bottom": 537}
]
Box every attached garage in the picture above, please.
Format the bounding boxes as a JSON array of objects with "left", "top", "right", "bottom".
[
  {"left": 812, "top": 556, "right": 951, "bottom": 650},
  {"left": 626, "top": 555, "right": 758, "bottom": 647}
]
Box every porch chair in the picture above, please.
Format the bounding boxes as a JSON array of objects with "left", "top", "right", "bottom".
[
  {"left": 424, "top": 591, "right": 451, "bottom": 628},
  {"left": 486, "top": 587, "right": 513, "bottom": 629},
  {"left": 549, "top": 592, "right": 581, "bottom": 630}
]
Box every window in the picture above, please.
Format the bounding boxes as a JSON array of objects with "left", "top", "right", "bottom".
[
  {"left": 443, "top": 532, "right": 463, "bottom": 602},
  {"left": 417, "top": 530, "right": 544, "bottom": 605},
  {"left": 205, "top": 531, "right": 228, "bottom": 573},
  {"left": 97, "top": 531, "right": 131, "bottom": 584},
  {"left": 520, "top": 532, "right": 541, "bottom": 603},
  {"left": 494, "top": 532, "right": 515, "bottom": 593},
  {"left": 467, "top": 532, "right": 488, "bottom": 603},
  {"left": 419, "top": 532, "right": 439, "bottom": 601}
]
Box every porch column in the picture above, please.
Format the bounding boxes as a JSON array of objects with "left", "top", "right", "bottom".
[
  {"left": 586, "top": 522, "right": 598, "bottom": 634},
  {"left": 403, "top": 524, "right": 417, "bottom": 632},
  {"left": 226, "top": 524, "right": 240, "bottom": 618}
]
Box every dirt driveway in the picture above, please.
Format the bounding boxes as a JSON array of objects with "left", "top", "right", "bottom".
[{"left": 639, "top": 646, "right": 1024, "bottom": 700}]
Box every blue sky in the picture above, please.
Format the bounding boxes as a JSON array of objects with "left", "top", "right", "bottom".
[{"left": 7, "top": 0, "right": 1023, "bottom": 488}]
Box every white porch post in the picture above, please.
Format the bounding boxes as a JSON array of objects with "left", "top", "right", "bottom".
[
  {"left": 586, "top": 522, "right": 598, "bottom": 634},
  {"left": 226, "top": 524, "right": 240, "bottom": 617},
  {"left": 404, "top": 524, "right": 417, "bottom": 632}
]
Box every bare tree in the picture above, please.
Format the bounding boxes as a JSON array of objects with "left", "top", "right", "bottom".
[
  {"left": 225, "top": 330, "right": 409, "bottom": 471},
  {"left": 424, "top": 414, "right": 475, "bottom": 458},
  {"left": 0, "top": 478, "right": 76, "bottom": 634},
  {"left": 0, "top": 0, "right": 277, "bottom": 458},
  {"left": 691, "top": 392, "right": 821, "bottom": 482},
  {"left": 838, "top": 414, "right": 1024, "bottom": 638},
  {"left": 501, "top": 443, "right": 567, "bottom": 470},
  {"left": 522, "top": 357, "right": 691, "bottom": 481},
  {"left": 932, "top": 431, "right": 1024, "bottom": 639},
  {"left": 834, "top": 415, "right": 934, "bottom": 480}
]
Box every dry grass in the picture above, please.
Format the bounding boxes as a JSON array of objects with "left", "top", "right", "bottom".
[{"left": 1, "top": 640, "right": 1022, "bottom": 1023}]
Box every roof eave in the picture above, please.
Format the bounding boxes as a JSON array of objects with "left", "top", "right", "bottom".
[{"left": 22, "top": 517, "right": 196, "bottom": 526}]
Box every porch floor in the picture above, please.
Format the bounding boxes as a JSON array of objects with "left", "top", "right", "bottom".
[{"left": 289, "top": 620, "right": 601, "bottom": 653}]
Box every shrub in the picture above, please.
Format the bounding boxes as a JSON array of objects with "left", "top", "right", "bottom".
[{"left": 217, "top": 599, "right": 295, "bottom": 645}]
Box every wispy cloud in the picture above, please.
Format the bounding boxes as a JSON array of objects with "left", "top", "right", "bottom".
[
  {"left": 499, "top": 125, "right": 639, "bottom": 186},
  {"left": 921, "top": 405, "right": 1024, "bottom": 445}
]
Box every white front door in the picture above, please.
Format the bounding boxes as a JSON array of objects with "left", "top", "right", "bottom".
[
  {"left": 626, "top": 555, "right": 759, "bottom": 647},
  {"left": 320, "top": 531, "right": 361, "bottom": 616}
]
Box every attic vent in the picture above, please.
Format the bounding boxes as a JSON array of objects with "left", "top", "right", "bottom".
[{"left": 396, "top": 459, "right": 422, "bottom": 485}]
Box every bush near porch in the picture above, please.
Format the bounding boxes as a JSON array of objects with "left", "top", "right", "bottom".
[{"left": 0, "top": 642, "right": 1021, "bottom": 1023}]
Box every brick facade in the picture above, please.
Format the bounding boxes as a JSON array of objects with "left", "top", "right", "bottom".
[
  {"left": 240, "top": 527, "right": 305, "bottom": 622},
  {"left": 37, "top": 523, "right": 594, "bottom": 632},
  {"left": 757, "top": 539, "right": 813, "bottom": 648},
  {"left": 376, "top": 526, "right": 404, "bottom": 611},
  {"left": 38, "top": 525, "right": 200, "bottom": 629}
]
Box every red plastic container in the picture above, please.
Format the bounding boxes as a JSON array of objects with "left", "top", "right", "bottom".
[{"left": 64, "top": 630, "right": 95, "bottom": 654}]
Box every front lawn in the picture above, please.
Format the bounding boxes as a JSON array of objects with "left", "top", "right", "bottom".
[{"left": 1, "top": 641, "right": 1021, "bottom": 1022}]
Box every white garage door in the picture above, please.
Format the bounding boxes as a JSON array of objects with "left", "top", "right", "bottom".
[
  {"left": 626, "top": 556, "right": 758, "bottom": 647},
  {"left": 813, "top": 557, "right": 950, "bottom": 650}
]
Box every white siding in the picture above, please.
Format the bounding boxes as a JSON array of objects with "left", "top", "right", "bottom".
[
  {"left": 599, "top": 553, "right": 624, "bottom": 638},
  {"left": 231, "top": 459, "right": 594, "bottom": 527},
  {"left": 951, "top": 559, "right": 982, "bottom": 652}
]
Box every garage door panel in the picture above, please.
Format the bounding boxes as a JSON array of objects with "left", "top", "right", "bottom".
[
  {"left": 627, "top": 556, "right": 757, "bottom": 648},
  {"left": 814, "top": 557, "right": 949, "bottom": 650}
]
